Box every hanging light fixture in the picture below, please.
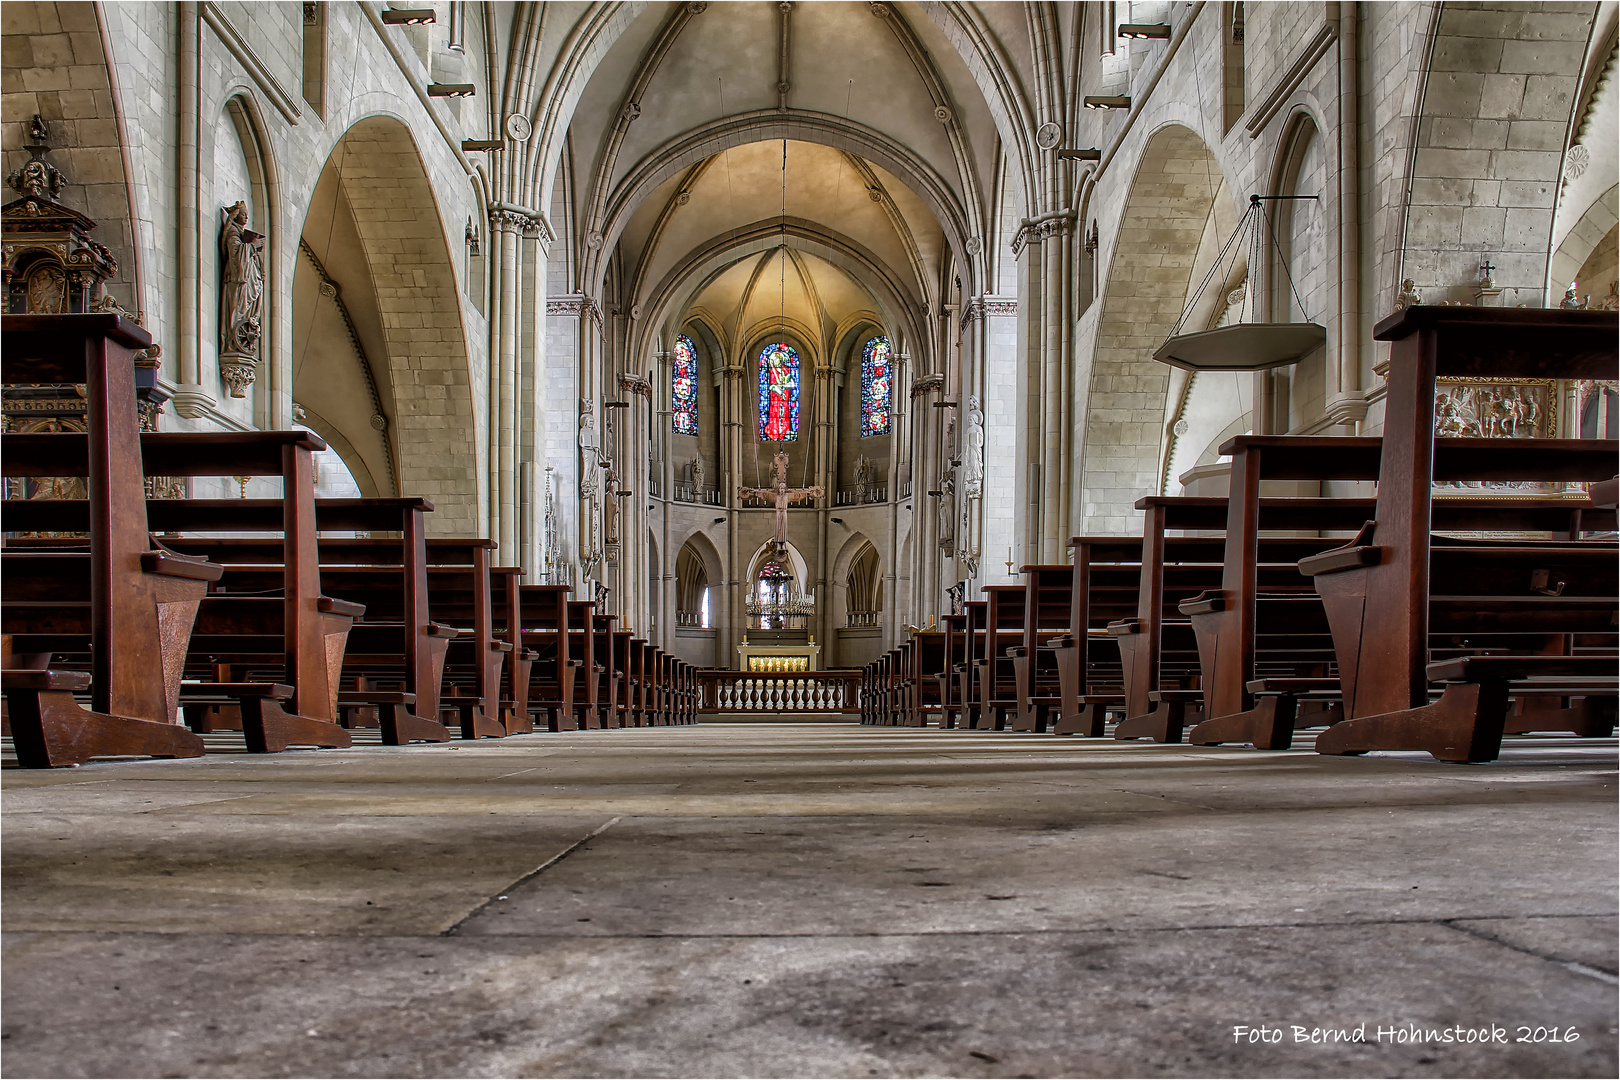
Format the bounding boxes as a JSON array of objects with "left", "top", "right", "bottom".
[{"left": 1152, "top": 194, "right": 1327, "bottom": 372}]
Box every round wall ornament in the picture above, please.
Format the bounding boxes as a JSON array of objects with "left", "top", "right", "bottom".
[{"left": 504, "top": 114, "right": 532, "bottom": 141}]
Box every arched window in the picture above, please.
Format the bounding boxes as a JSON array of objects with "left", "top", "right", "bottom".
[
  {"left": 757, "top": 342, "right": 801, "bottom": 441},
  {"left": 860, "top": 336, "right": 892, "bottom": 437},
  {"left": 671, "top": 334, "right": 698, "bottom": 435}
]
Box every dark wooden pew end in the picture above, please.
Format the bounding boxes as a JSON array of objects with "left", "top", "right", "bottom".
[
  {"left": 3, "top": 669, "right": 206, "bottom": 768},
  {"left": 1316, "top": 656, "right": 1618, "bottom": 763}
]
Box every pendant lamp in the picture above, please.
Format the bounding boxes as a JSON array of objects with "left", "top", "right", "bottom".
[{"left": 1152, "top": 194, "right": 1327, "bottom": 373}]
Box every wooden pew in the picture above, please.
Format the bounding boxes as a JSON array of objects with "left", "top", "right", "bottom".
[
  {"left": 1177, "top": 435, "right": 1616, "bottom": 751},
  {"left": 422, "top": 540, "right": 511, "bottom": 739},
  {"left": 905, "top": 632, "right": 947, "bottom": 727},
  {"left": 309, "top": 501, "right": 455, "bottom": 745},
  {"left": 935, "top": 613, "right": 967, "bottom": 728},
  {"left": 1, "top": 313, "right": 222, "bottom": 766},
  {"left": 566, "top": 600, "right": 600, "bottom": 728},
  {"left": 517, "top": 584, "right": 574, "bottom": 731},
  {"left": 492, "top": 568, "right": 535, "bottom": 734},
  {"left": 1301, "top": 306, "right": 1618, "bottom": 762},
  {"left": 971, "top": 585, "right": 1026, "bottom": 730},
  {"left": 1009, "top": 565, "right": 1073, "bottom": 733},
  {"left": 955, "top": 600, "right": 987, "bottom": 729},
  {"left": 1050, "top": 537, "right": 1141, "bottom": 736}
]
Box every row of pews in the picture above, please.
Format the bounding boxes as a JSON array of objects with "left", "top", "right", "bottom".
[
  {"left": 863, "top": 307, "right": 1618, "bottom": 763},
  {"left": 0, "top": 314, "right": 694, "bottom": 769}
]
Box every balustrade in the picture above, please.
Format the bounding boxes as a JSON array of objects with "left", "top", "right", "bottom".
[
  {"left": 696, "top": 670, "right": 863, "bottom": 714},
  {"left": 672, "top": 482, "right": 721, "bottom": 505}
]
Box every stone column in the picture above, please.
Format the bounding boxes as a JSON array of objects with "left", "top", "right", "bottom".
[
  {"left": 813, "top": 357, "right": 836, "bottom": 660},
  {"left": 488, "top": 208, "right": 531, "bottom": 558},
  {"left": 720, "top": 359, "right": 745, "bottom": 666},
  {"left": 171, "top": 1, "right": 213, "bottom": 418}
]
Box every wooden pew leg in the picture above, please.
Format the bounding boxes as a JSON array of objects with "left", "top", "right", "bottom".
[
  {"left": 1189, "top": 695, "right": 1298, "bottom": 751},
  {"left": 1114, "top": 702, "right": 1186, "bottom": 744},
  {"left": 1504, "top": 695, "right": 1617, "bottom": 738},
  {"left": 1053, "top": 704, "right": 1106, "bottom": 737},
  {"left": 452, "top": 703, "right": 507, "bottom": 740},
  {"left": 6, "top": 688, "right": 205, "bottom": 768},
  {"left": 182, "top": 703, "right": 243, "bottom": 734},
  {"left": 1315, "top": 680, "right": 1509, "bottom": 764},
  {"left": 377, "top": 702, "right": 453, "bottom": 745},
  {"left": 502, "top": 703, "right": 535, "bottom": 736},
  {"left": 241, "top": 698, "right": 353, "bottom": 753}
]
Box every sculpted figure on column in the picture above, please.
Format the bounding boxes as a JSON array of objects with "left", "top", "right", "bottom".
[
  {"left": 961, "top": 396, "right": 985, "bottom": 498},
  {"left": 219, "top": 201, "right": 265, "bottom": 397}
]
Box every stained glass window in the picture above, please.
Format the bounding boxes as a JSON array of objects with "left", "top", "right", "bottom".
[
  {"left": 860, "top": 336, "right": 892, "bottom": 437},
  {"left": 671, "top": 334, "right": 698, "bottom": 435},
  {"left": 757, "top": 342, "right": 801, "bottom": 442}
]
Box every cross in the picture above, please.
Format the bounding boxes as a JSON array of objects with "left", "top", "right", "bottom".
[{"left": 738, "top": 451, "right": 823, "bottom": 557}]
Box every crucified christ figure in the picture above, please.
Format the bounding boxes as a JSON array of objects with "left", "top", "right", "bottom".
[{"left": 738, "top": 451, "right": 823, "bottom": 557}]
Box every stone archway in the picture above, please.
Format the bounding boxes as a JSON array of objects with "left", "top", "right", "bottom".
[
  {"left": 301, "top": 115, "right": 482, "bottom": 537},
  {"left": 1080, "top": 124, "right": 1226, "bottom": 534}
]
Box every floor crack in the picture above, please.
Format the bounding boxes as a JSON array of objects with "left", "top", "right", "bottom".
[
  {"left": 1438, "top": 917, "right": 1619, "bottom": 984},
  {"left": 440, "top": 815, "right": 622, "bottom": 936}
]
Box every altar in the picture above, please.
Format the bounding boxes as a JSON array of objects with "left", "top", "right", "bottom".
[{"left": 736, "top": 642, "right": 822, "bottom": 672}]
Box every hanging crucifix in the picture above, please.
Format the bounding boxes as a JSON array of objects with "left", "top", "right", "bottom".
[{"left": 738, "top": 450, "right": 822, "bottom": 558}]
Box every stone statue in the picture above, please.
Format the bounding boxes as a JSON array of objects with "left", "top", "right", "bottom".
[
  {"left": 853, "top": 453, "right": 873, "bottom": 501},
  {"left": 1395, "top": 279, "right": 1421, "bottom": 310},
  {"left": 689, "top": 455, "right": 706, "bottom": 492},
  {"left": 219, "top": 201, "right": 265, "bottom": 397},
  {"left": 961, "top": 395, "right": 985, "bottom": 498},
  {"left": 937, "top": 474, "right": 955, "bottom": 551},
  {"left": 1560, "top": 282, "right": 1588, "bottom": 310}
]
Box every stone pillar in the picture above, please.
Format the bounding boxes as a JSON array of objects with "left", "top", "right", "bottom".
[
  {"left": 813, "top": 358, "right": 836, "bottom": 658},
  {"left": 720, "top": 359, "right": 746, "bottom": 665},
  {"left": 171, "top": 1, "right": 213, "bottom": 418},
  {"left": 488, "top": 208, "right": 530, "bottom": 558}
]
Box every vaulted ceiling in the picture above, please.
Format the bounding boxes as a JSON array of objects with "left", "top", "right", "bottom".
[{"left": 553, "top": 0, "right": 1024, "bottom": 363}]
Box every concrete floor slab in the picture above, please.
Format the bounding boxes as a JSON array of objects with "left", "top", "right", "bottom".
[{"left": 2, "top": 723, "right": 1615, "bottom": 1077}]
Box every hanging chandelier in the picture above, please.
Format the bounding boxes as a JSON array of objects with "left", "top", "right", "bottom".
[{"left": 1152, "top": 193, "right": 1327, "bottom": 372}]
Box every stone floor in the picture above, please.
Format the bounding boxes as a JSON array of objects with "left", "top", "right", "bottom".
[{"left": 2, "top": 723, "right": 1616, "bottom": 1079}]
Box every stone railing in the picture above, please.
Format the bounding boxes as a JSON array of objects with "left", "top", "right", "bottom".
[
  {"left": 672, "top": 482, "right": 722, "bottom": 505},
  {"left": 833, "top": 486, "right": 888, "bottom": 506},
  {"left": 696, "top": 670, "right": 863, "bottom": 714}
]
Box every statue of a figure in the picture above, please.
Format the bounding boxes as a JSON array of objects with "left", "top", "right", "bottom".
[
  {"left": 937, "top": 474, "right": 955, "bottom": 550},
  {"left": 961, "top": 395, "right": 985, "bottom": 498},
  {"left": 853, "top": 453, "right": 873, "bottom": 501},
  {"left": 219, "top": 201, "right": 265, "bottom": 397},
  {"left": 1560, "top": 282, "right": 1588, "bottom": 310},
  {"left": 689, "top": 456, "right": 706, "bottom": 492},
  {"left": 1395, "top": 279, "right": 1422, "bottom": 310}
]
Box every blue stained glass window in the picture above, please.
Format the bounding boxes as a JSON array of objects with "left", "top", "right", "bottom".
[
  {"left": 757, "top": 342, "right": 801, "bottom": 442},
  {"left": 860, "top": 336, "right": 892, "bottom": 437},
  {"left": 672, "top": 334, "right": 698, "bottom": 435}
]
